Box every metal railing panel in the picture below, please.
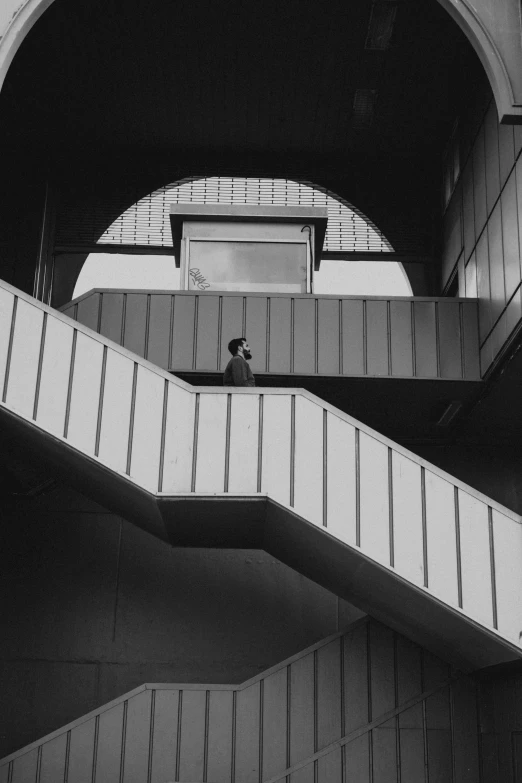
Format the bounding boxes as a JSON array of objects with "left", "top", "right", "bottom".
[
  {"left": 178, "top": 689, "right": 207, "bottom": 782},
  {"left": 228, "top": 394, "right": 260, "bottom": 493},
  {"left": 359, "top": 432, "right": 390, "bottom": 566},
  {"left": 5, "top": 298, "right": 43, "bottom": 418},
  {"left": 34, "top": 316, "right": 73, "bottom": 436},
  {"left": 458, "top": 490, "right": 494, "bottom": 627},
  {"left": 293, "top": 395, "right": 324, "bottom": 526},
  {"left": 62, "top": 290, "right": 482, "bottom": 381},
  {"left": 149, "top": 689, "right": 180, "bottom": 780},
  {"left": 67, "top": 719, "right": 96, "bottom": 782},
  {"left": 492, "top": 509, "right": 522, "bottom": 645},
  {"left": 10, "top": 748, "right": 38, "bottom": 783},
  {"left": 97, "top": 350, "right": 135, "bottom": 473},
  {"left": 39, "top": 734, "right": 67, "bottom": 783},
  {"left": 95, "top": 702, "right": 125, "bottom": 781},
  {"left": 262, "top": 667, "right": 288, "bottom": 779},
  {"left": 66, "top": 332, "right": 104, "bottom": 453},
  {"left": 423, "top": 472, "right": 460, "bottom": 606},
  {"left": 260, "top": 395, "right": 292, "bottom": 507},
  {"left": 317, "top": 298, "right": 340, "bottom": 375},
  {"left": 194, "top": 393, "right": 229, "bottom": 493},
  {"left": 325, "top": 413, "right": 357, "bottom": 546},
  {"left": 122, "top": 689, "right": 152, "bottom": 783},
  {"left": 129, "top": 365, "right": 164, "bottom": 493},
  {"left": 161, "top": 383, "right": 196, "bottom": 493},
  {"left": 389, "top": 300, "right": 413, "bottom": 376},
  {"left": 390, "top": 453, "right": 424, "bottom": 587},
  {"left": 235, "top": 681, "right": 261, "bottom": 783}
]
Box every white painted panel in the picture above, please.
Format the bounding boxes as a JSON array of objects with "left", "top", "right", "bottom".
[
  {"left": 37, "top": 317, "right": 73, "bottom": 436},
  {"left": 98, "top": 351, "right": 134, "bottom": 474},
  {"left": 0, "top": 287, "right": 14, "bottom": 395},
  {"left": 162, "top": 383, "right": 196, "bottom": 492},
  {"left": 67, "top": 333, "right": 104, "bottom": 454},
  {"left": 359, "top": 432, "right": 389, "bottom": 566},
  {"left": 130, "top": 367, "right": 164, "bottom": 491},
  {"left": 5, "top": 299, "right": 43, "bottom": 417},
  {"left": 228, "top": 394, "right": 259, "bottom": 493},
  {"left": 294, "top": 396, "right": 323, "bottom": 525},
  {"left": 261, "top": 395, "right": 292, "bottom": 506},
  {"left": 458, "top": 491, "right": 493, "bottom": 627},
  {"left": 492, "top": 510, "right": 522, "bottom": 645},
  {"left": 195, "top": 393, "right": 228, "bottom": 493},
  {"left": 392, "top": 453, "right": 424, "bottom": 587},
  {"left": 424, "top": 472, "right": 459, "bottom": 607},
  {"left": 326, "top": 414, "right": 356, "bottom": 546}
]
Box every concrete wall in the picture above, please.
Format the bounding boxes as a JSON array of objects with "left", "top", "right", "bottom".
[
  {"left": 441, "top": 89, "right": 522, "bottom": 375},
  {"left": 0, "top": 483, "right": 362, "bottom": 758}
]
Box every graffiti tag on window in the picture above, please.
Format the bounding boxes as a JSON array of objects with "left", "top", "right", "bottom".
[{"left": 189, "top": 268, "right": 210, "bottom": 290}]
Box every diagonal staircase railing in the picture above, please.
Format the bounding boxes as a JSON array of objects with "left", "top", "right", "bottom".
[
  {"left": 0, "top": 279, "right": 521, "bottom": 670},
  {"left": 0, "top": 618, "right": 477, "bottom": 783}
]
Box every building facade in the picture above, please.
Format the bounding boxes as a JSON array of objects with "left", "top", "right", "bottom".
[{"left": 1, "top": 1, "right": 522, "bottom": 780}]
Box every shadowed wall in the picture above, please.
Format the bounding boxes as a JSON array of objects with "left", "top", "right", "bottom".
[{"left": 0, "top": 483, "right": 362, "bottom": 758}]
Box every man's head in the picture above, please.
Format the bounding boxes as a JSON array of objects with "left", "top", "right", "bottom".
[{"left": 228, "top": 337, "right": 252, "bottom": 360}]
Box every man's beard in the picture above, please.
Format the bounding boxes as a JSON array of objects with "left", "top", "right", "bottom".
[{"left": 244, "top": 351, "right": 252, "bottom": 360}]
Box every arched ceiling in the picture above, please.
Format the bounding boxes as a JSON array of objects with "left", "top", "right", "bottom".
[
  {"left": 0, "top": 0, "right": 489, "bottom": 272},
  {"left": 0, "top": 0, "right": 480, "bottom": 163}
]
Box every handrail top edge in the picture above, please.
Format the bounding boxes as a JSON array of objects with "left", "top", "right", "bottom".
[{"left": 60, "top": 286, "right": 478, "bottom": 306}]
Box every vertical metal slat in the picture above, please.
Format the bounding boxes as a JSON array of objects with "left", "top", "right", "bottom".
[
  {"left": 421, "top": 468, "right": 428, "bottom": 589},
  {"left": 323, "top": 409, "right": 328, "bottom": 527},
  {"left": 290, "top": 395, "right": 296, "bottom": 507},
  {"left": 224, "top": 394, "right": 232, "bottom": 492},
  {"left": 454, "top": 487, "right": 464, "bottom": 609},
  {"left": 257, "top": 395, "right": 264, "bottom": 493},
  {"left": 158, "top": 380, "right": 169, "bottom": 492},
  {"left": 125, "top": 364, "right": 138, "bottom": 475},
  {"left": 63, "top": 329, "right": 78, "bottom": 439},
  {"left": 488, "top": 507, "right": 499, "bottom": 630},
  {"left": 32, "top": 311, "right": 48, "bottom": 420},
  {"left": 2, "top": 295, "right": 17, "bottom": 403},
  {"left": 94, "top": 345, "right": 108, "bottom": 457},
  {"left": 191, "top": 394, "right": 200, "bottom": 492},
  {"left": 388, "top": 448, "right": 394, "bottom": 568}
]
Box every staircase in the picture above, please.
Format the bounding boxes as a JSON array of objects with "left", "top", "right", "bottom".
[
  {"left": 1, "top": 279, "right": 521, "bottom": 672},
  {"left": 0, "top": 618, "right": 480, "bottom": 783}
]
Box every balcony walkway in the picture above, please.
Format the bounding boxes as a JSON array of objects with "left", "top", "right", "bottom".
[
  {"left": 61, "top": 289, "right": 481, "bottom": 381},
  {"left": 1, "top": 280, "right": 521, "bottom": 671}
]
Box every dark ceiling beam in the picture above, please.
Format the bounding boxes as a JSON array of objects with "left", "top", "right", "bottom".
[
  {"left": 55, "top": 244, "right": 434, "bottom": 264},
  {"left": 322, "top": 251, "right": 433, "bottom": 264}
]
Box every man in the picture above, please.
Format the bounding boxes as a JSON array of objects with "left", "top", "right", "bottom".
[{"left": 223, "top": 337, "right": 255, "bottom": 387}]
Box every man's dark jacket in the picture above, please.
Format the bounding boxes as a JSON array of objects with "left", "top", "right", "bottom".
[{"left": 223, "top": 355, "right": 256, "bottom": 387}]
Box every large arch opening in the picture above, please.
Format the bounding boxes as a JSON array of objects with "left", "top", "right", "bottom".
[{"left": 71, "top": 177, "right": 412, "bottom": 300}]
